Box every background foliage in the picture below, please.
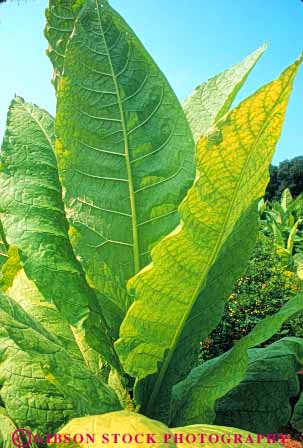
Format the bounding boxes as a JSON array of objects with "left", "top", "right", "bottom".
[
  {"left": 266, "top": 156, "right": 303, "bottom": 200},
  {"left": 200, "top": 233, "right": 303, "bottom": 362}
]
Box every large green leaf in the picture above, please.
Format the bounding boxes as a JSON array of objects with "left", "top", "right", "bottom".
[
  {"left": 184, "top": 43, "right": 267, "bottom": 141},
  {"left": 116, "top": 57, "right": 302, "bottom": 422},
  {"left": 0, "top": 292, "right": 121, "bottom": 419},
  {"left": 215, "top": 338, "right": 303, "bottom": 434},
  {"left": 172, "top": 295, "right": 303, "bottom": 426},
  {"left": 0, "top": 333, "right": 76, "bottom": 434},
  {"left": 45, "top": 0, "right": 84, "bottom": 90},
  {"left": 0, "top": 262, "right": 111, "bottom": 433},
  {"left": 0, "top": 250, "right": 79, "bottom": 433},
  {"left": 55, "top": 0, "right": 195, "bottom": 334},
  {"left": 0, "top": 97, "right": 119, "bottom": 372}
]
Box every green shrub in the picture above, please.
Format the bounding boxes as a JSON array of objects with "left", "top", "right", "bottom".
[{"left": 200, "top": 233, "right": 303, "bottom": 362}]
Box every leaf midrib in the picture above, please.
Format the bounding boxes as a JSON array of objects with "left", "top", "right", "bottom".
[
  {"left": 96, "top": 1, "right": 140, "bottom": 274},
  {"left": 145, "top": 76, "right": 290, "bottom": 415}
]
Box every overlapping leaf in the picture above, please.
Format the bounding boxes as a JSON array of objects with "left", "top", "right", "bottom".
[
  {"left": 0, "top": 333, "right": 76, "bottom": 434},
  {"left": 0, "top": 255, "right": 107, "bottom": 433},
  {"left": 0, "top": 97, "right": 118, "bottom": 372},
  {"left": 0, "top": 292, "right": 121, "bottom": 420},
  {"left": 291, "top": 392, "right": 303, "bottom": 431},
  {"left": 54, "top": 0, "right": 195, "bottom": 334},
  {"left": 172, "top": 296, "right": 303, "bottom": 426},
  {"left": 116, "top": 57, "right": 302, "bottom": 422},
  {"left": 184, "top": 43, "right": 267, "bottom": 141},
  {"left": 215, "top": 338, "right": 303, "bottom": 433},
  {"left": 7, "top": 268, "right": 82, "bottom": 360}
]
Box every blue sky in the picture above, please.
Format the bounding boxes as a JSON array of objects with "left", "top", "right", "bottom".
[{"left": 0, "top": 0, "right": 302, "bottom": 163}]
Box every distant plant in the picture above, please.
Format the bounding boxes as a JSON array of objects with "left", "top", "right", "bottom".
[
  {"left": 260, "top": 189, "right": 303, "bottom": 280},
  {"left": 200, "top": 233, "right": 303, "bottom": 363}
]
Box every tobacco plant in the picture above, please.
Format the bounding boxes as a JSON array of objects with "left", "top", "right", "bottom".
[
  {"left": 260, "top": 189, "right": 303, "bottom": 279},
  {"left": 0, "top": 0, "right": 303, "bottom": 445}
]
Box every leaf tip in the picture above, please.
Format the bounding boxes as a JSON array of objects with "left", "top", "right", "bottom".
[
  {"left": 297, "top": 52, "right": 303, "bottom": 64},
  {"left": 261, "top": 41, "right": 270, "bottom": 51}
]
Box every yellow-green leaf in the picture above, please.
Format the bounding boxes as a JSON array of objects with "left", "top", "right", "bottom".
[
  {"left": 0, "top": 292, "right": 121, "bottom": 421},
  {"left": 116, "top": 56, "right": 302, "bottom": 421},
  {"left": 0, "top": 246, "right": 21, "bottom": 292},
  {"left": 48, "top": 410, "right": 175, "bottom": 448},
  {"left": 184, "top": 43, "right": 267, "bottom": 141},
  {"left": 47, "top": 411, "right": 283, "bottom": 448}
]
